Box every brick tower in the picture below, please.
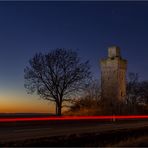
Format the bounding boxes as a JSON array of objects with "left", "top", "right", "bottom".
[{"left": 100, "top": 46, "right": 127, "bottom": 103}]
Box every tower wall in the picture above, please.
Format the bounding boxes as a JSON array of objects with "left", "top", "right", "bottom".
[{"left": 100, "top": 46, "right": 127, "bottom": 103}]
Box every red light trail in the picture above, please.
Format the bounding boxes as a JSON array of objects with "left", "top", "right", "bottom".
[{"left": 0, "top": 115, "right": 148, "bottom": 122}]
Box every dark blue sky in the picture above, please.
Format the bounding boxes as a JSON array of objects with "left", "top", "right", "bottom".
[{"left": 1, "top": 1, "right": 148, "bottom": 112}]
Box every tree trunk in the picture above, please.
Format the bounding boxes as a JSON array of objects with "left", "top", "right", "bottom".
[
  {"left": 55, "top": 101, "right": 62, "bottom": 116},
  {"left": 57, "top": 105, "right": 62, "bottom": 116}
]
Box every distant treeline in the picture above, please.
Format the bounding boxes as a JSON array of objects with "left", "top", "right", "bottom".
[{"left": 0, "top": 113, "right": 54, "bottom": 118}]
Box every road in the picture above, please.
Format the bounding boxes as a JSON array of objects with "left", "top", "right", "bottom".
[{"left": 0, "top": 120, "right": 148, "bottom": 142}]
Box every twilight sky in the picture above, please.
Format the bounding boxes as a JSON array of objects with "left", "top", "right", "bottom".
[{"left": 0, "top": 1, "right": 148, "bottom": 113}]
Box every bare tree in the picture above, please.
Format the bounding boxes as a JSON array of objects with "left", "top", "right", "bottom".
[
  {"left": 125, "top": 72, "right": 142, "bottom": 114},
  {"left": 126, "top": 72, "right": 140, "bottom": 105},
  {"left": 138, "top": 81, "right": 148, "bottom": 104},
  {"left": 69, "top": 79, "right": 102, "bottom": 113},
  {"left": 84, "top": 79, "right": 101, "bottom": 101},
  {"left": 24, "top": 48, "right": 91, "bottom": 116}
]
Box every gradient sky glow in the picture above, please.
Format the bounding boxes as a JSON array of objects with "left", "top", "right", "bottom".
[{"left": 1, "top": 1, "right": 148, "bottom": 113}]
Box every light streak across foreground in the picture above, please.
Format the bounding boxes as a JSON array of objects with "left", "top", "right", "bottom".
[{"left": 0, "top": 115, "right": 148, "bottom": 122}]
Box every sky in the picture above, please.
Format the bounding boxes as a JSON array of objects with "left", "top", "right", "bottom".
[{"left": 0, "top": 1, "right": 148, "bottom": 113}]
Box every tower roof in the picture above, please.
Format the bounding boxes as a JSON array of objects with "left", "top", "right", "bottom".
[{"left": 108, "top": 46, "right": 121, "bottom": 58}]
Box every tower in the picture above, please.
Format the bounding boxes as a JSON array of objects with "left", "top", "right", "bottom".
[{"left": 100, "top": 46, "right": 127, "bottom": 103}]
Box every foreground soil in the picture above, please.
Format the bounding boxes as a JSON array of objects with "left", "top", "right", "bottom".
[
  {"left": 1, "top": 124, "right": 148, "bottom": 147},
  {"left": 112, "top": 136, "right": 148, "bottom": 147}
]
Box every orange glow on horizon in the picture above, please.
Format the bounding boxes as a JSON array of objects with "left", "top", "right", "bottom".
[{"left": 0, "top": 91, "right": 55, "bottom": 113}]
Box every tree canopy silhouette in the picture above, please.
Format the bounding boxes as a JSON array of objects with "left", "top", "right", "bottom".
[{"left": 24, "top": 48, "right": 91, "bottom": 115}]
